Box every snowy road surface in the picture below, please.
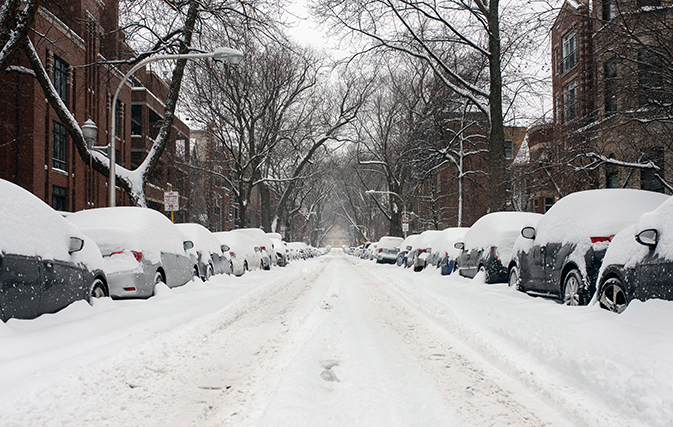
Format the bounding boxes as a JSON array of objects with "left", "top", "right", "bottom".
[{"left": 1, "top": 252, "right": 672, "bottom": 426}]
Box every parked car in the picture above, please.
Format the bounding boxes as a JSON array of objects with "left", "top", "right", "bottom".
[
  {"left": 510, "top": 189, "right": 669, "bottom": 306},
  {"left": 213, "top": 231, "right": 263, "bottom": 276},
  {"left": 595, "top": 195, "right": 673, "bottom": 313},
  {"left": 67, "top": 207, "right": 197, "bottom": 298},
  {"left": 0, "top": 179, "right": 109, "bottom": 321},
  {"left": 175, "top": 223, "right": 232, "bottom": 280},
  {"left": 375, "top": 236, "right": 404, "bottom": 264},
  {"left": 429, "top": 227, "right": 469, "bottom": 274},
  {"left": 408, "top": 230, "right": 443, "bottom": 271},
  {"left": 396, "top": 235, "right": 419, "bottom": 267},
  {"left": 231, "top": 228, "right": 273, "bottom": 270},
  {"left": 267, "top": 233, "right": 289, "bottom": 267},
  {"left": 456, "top": 212, "right": 543, "bottom": 283}
]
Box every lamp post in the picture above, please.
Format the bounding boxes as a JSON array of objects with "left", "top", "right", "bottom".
[{"left": 108, "top": 47, "right": 244, "bottom": 207}]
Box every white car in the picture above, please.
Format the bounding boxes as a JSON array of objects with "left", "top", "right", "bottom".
[
  {"left": 375, "top": 236, "right": 404, "bottom": 264},
  {"left": 267, "top": 232, "right": 289, "bottom": 267},
  {"left": 397, "top": 234, "right": 419, "bottom": 267},
  {"left": 429, "top": 227, "right": 469, "bottom": 274},
  {"left": 175, "top": 223, "right": 232, "bottom": 280},
  {"left": 408, "top": 230, "right": 443, "bottom": 271},
  {"left": 213, "top": 231, "right": 263, "bottom": 276},
  {"left": 68, "top": 207, "right": 197, "bottom": 298},
  {"left": 231, "top": 228, "right": 273, "bottom": 270}
]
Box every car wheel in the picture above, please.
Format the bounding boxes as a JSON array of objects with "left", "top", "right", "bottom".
[
  {"left": 244, "top": 261, "right": 249, "bottom": 271},
  {"left": 206, "top": 264, "right": 214, "bottom": 280},
  {"left": 229, "top": 261, "right": 234, "bottom": 275},
  {"left": 193, "top": 265, "right": 200, "bottom": 278},
  {"left": 562, "top": 269, "right": 585, "bottom": 306},
  {"left": 508, "top": 266, "right": 519, "bottom": 288},
  {"left": 260, "top": 260, "right": 264, "bottom": 270},
  {"left": 599, "top": 277, "right": 629, "bottom": 314},
  {"left": 89, "top": 277, "right": 108, "bottom": 303}
]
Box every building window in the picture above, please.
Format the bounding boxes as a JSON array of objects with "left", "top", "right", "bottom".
[
  {"left": 604, "top": 59, "right": 618, "bottom": 113},
  {"left": 638, "top": 0, "right": 660, "bottom": 7},
  {"left": 641, "top": 147, "right": 665, "bottom": 193},
  {"left": 606, "top": 164, "right": 619, "bottom": 188},
  {"left": 131, "top": 105, "right": 142, "bottom": 136},
  {"left": 554, "top": 47, "right": 560, "bottom": 76},
  {"left": 561, "top": 31, "right": 578, "bottom": 74},
  {"left": 544, "top": 197, "right": 554, "bottom": 212},
  {"left": 53, "top": 55, "right": 68, "bottom": 102},
  {"left": 602, "top": 0, "right": 614, "bottom": 20},
  {"left": 638, "top": 49, "right": 663, "bottom": 107},
  {"left": 563, "top": 80, "right": 579, "bottom": 123},
  {"left": 52, "top": 121, "right": 67, "bottom": 171},
  {"left": 504, "top": 140, "right": 513, "bottom": 159},
  {"left": 52, "top": 185, "right": 67, "bottom": 211},
  {"left": 115, "top": 100, "right": 122, "bottom": 138}
]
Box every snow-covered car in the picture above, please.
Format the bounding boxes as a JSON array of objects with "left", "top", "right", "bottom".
[
  {"left": 0, "top": 179, "right": 109, "bottom": 321},
  {"left": 407, "top": 230, "right": 443, "bottom": 272},
  {"left": 375, "top": 236, "right": 404, "bottom": 264},
  {"left": 365, "top": 243, "right": 378, "bottom": 260},
  {"left": 511, "top": 189, "right": 669, "bottom": 306},
  {"left": 429, "top": 227, "right": 469, "bottom": 274},
  {"left": 288, "top": 242, "right": 309, "bottom": 260},
  {"left": 595, "top": 195, "right": 673, "bottom": 313},
  {"left": 67, "top": 207, "right": 197, "bottom": 298},
  {"left": 267, "top": 232, "right": 289, "bottom": 267},
  {"left": 231, "top": 228, "right": 273, "bottom": 270},
  {"left": 175, "top": 223, "right": 232, "bottom": 280},
  {"left": 455, "top": 212, "right": 543, "bottom": 283},
  {"left": 396, "top": 234, "right": 419, "bottom": 267},
  {"left": 213, "top": 231, "right": 263, "bottom": 276}
]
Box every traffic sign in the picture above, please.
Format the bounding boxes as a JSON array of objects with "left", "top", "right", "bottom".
[{"left": 164, "top": 191, "right": 179, "bottom": 212}]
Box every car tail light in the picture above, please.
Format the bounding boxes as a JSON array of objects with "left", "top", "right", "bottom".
[
  {"left": 419, "top": 249, "right": 426, "bottom": 253},
  {"left": 261, "top": 246, "right": 266, "bottom": 251},
  {"left": 277, "top": 252, "right": 283, "bottom": 258},
  {"left": 493, "top": 247, "right": 499, "bottom": 259},
  {"left": 123, "top": 287, "right": 136, "bottom": 291},
  {"left": 229, "top": 251, "right": 237, "bottom": 258},
  {"left": 591, "top": 235, "right": 614, "bottom": 243},
  {"left": 379, "top": 248, "right": 383, "bottom": 253},
  {"left": 131, "top": 251, "right": 143, "bottom": 261},
  {"left": 110, "top": 251, "right": 123, "bottom": 256}
]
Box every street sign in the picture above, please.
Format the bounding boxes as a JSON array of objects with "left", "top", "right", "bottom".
[
  {"left": 402, "top": 213, "right": 409, "bottom": 224},
  {"left": 402, "top": 223, "right": 409, "bottom": 232},
  {"left": 164, "top": 191, "right": 179, "bottom": 212}
]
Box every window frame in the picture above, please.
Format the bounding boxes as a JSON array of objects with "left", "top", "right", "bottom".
[
  {"left": 52, "top": 121, "right": 68, "bottom": 171},
  {"left": 563, "top": 80, "right": 579, "bottom": 123},
  {"left": 561, "top": 31, "right": 578, "bottom": 74}
]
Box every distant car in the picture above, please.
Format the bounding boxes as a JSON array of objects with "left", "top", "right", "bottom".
[
  {"left": 511, "top": 189, "right": 669, "bottom": 306},
  {"left": 213, "top": 231, "right": 262, "bottom": 276},
  {"left": 267, "top": 232, "right": 289, "bottom": 267},
  {"left": 231, "top": 228, "right": 272, "bottom": 270},
  {"left": 396, "top": 235, "right": 419, "bottom": 267},
  {"left": 376, "top": 236, "right": 404, "bottom": 264},
  {"left": 429, "top": 227, "right": 469, "bottom": 274},
  {"left": 68, "top": 207, "right": 197, "bottom": 298},
  {"left": 408, "top": 230, "right": 443, "bottom": 272},
  {"left": 175, "top": 223, "right": 232, "bottom": 280},
  {"left": 0, "top": 179, "right": 109, "bottom": 321},
  {"left": 456, "top": 212, "right": 543, "bottom": 283},
  {"left": 596, "top": 195, "right": 673, "bottom": 313}
]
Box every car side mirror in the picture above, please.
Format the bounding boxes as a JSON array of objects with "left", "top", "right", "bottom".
[
  {"left": 183, "top": 241, "right": 194, "bottom": 250},
  {"left": 254, "top": 246, "right": 261, "bottom": 252},
  {"left": 406, "top": 245, "right": 412, "bottom": 251},
  {"left": 454, "top": 242, "right": 464, "bottom": 250},
  {"left": 521, "top": 226, "right": 536, "bottom": 240},
  {"left": 68, "top": 237, "right": 84, "bottom": 254},
  {"left": 221, "top": 244, "right": 230, "bottom": 252},
  {"left": 635, "top": 229, "right": 658, "bottom": 249}
]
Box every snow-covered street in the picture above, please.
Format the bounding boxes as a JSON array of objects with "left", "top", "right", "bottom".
[{"left": 1, "top": 251, "right": 672, "bottom": 426}]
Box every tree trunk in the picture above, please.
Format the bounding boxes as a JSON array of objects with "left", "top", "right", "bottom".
[{"left": 488, "top": 0, "right": 506, "bottom": 212}]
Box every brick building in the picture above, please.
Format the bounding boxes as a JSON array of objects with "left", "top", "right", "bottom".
[{"left": 0, "top": 0, "right": 192, "bottom": 216}]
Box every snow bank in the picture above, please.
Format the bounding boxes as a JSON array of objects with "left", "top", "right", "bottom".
[
  {"left": 68, "top": 207, "right": 188, "bottom": 264},
  {"left": 601, "top": 195, "right": 673, "bottom": 270},
  {"left": 0, "top": 179, "right": 103, "bottom": 269}
]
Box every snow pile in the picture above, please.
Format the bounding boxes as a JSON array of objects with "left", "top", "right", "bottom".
[
  {"left": 175, "top": 223, "right": 223, "bottom": 256},
  {"left": 463, "top": 212, "right": 543, "bottom": 262},
  {"left": 534, "top": 189, "right": 669, "bottom": 246},
  {"left": 0, "top": 179, "right": 103, "bottom": 269},
  {"left": 431, "top": 227, "right": 469, "bottom": 258},
  {"left": 600, "top": 195, "right": 673, "bottom": 270},
  {"left": 68, "top": 207, "right": 188, "bottom": 264}
]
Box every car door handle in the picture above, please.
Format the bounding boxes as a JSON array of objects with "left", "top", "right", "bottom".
[{"left": 45, "top": 262, "right": 53, "bottom": 268}]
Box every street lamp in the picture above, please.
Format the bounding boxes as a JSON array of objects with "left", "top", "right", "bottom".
[{"left": 108, "top": 47, "right": 244, "bottom": 207}]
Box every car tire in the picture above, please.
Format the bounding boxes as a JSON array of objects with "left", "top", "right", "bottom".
[
  {"left": 206, "top": 264, "right": 214, "bottom": 280},
  {"left": 599, "top": 277, "right": 629, "bottom": 314},
  {"left": 153, "top": 271, "right": 166, "bottom": 296},
  {"left": 562, "top": 269, "right": 586, "bottom": 306},
  {"left": 88, "top": 277, "right": 108, "bottom": 303},
  {"left": 229, "top": 261, "right": 234, "bottom": 275},
  {"left": 508, "top": 266, "right": 519, "bottom": 288},
  {"left": 244, "top": 261, "right": 249, "bottom": 271}
]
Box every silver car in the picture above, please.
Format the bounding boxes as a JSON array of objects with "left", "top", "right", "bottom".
[{"left": 68, "top": 207, "right": 197, "bottom": 298}]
